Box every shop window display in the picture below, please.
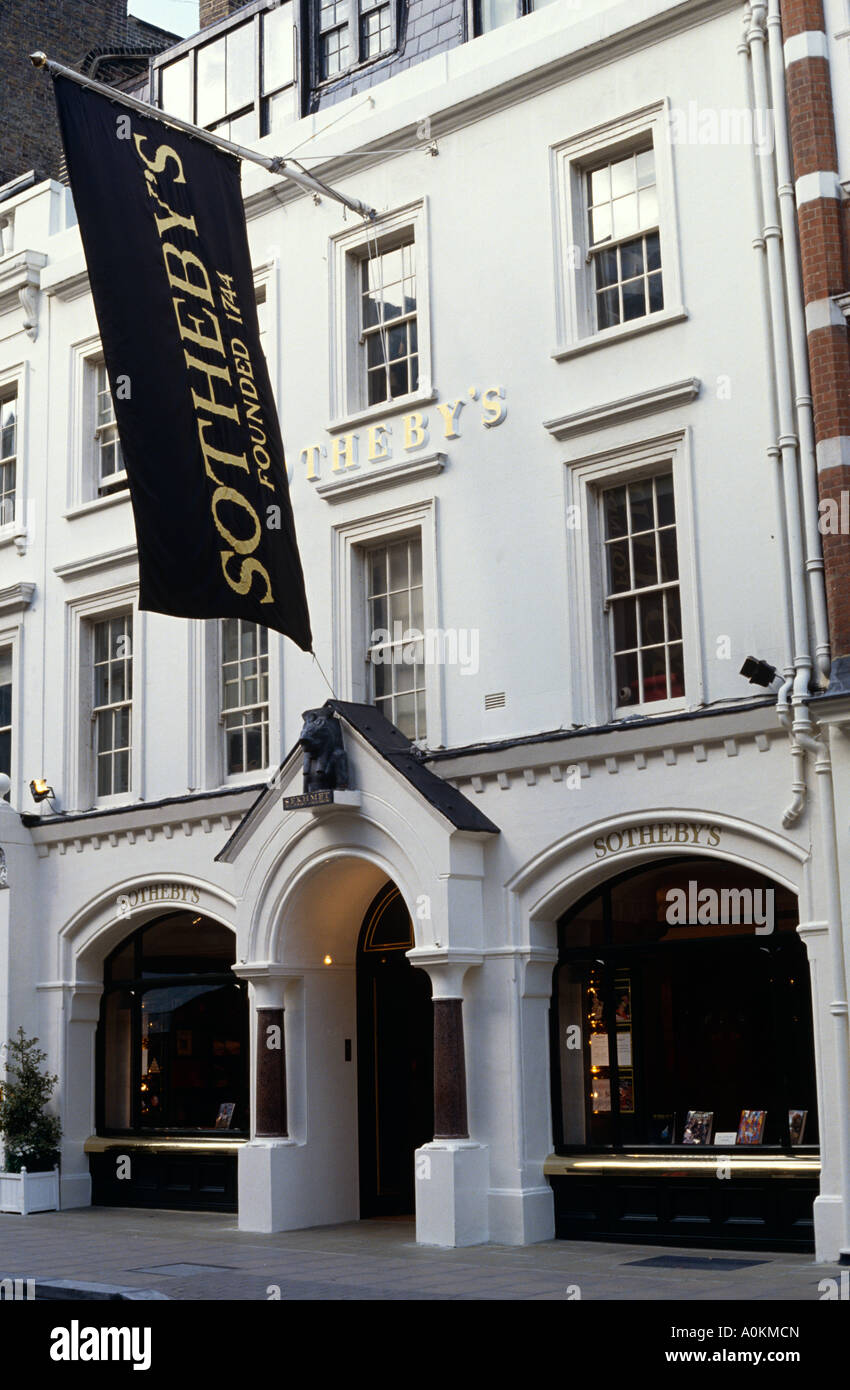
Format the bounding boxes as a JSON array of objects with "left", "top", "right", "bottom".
[{"left": 552, "top": 858, "right": 818, "bottom": 1151}]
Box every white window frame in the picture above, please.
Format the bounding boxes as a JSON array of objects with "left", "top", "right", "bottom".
[
  {"left": 0, "top": 361, "right": 28, "bottom": 551},
  {"left": 550, "top": 101, "right": 686, "bottom": 361},
  {"left": 65, "top": 586, "right": 144, "bottom": 811},
  {"left": 220, "top": 618, "right": 272, "bottom": 782},
  {"left": 328, "top": 199, "right": 435, "bottom": 432},
  {"left": 564, "top": 430, "right": 701, "bottom": 727},
  {"left": 68, "top": 336, "right": 131, "bottom": 516},
  {"left": 189, "top": 617, "right": 282, "bottom": 792},
  {"left": 331, "top": 497, "right": 443, "bottom": 748},
  {"left": 0, "top": 623, "right": 23, "bottom": 807}
]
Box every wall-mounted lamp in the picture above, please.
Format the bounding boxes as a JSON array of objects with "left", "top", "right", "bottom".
[
  {"left": 29, "top": 778, "right": 54, "bottom": 803},
  {"left": 323, "top": 954, "right": 333, "bottom": 966}
]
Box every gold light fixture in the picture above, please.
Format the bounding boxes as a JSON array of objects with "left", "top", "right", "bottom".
[
  {"left": 29, "top": 778, "right": 54, "bottom": 803},
  {"left": 323, "top": 954, "right": 333, "bottom": 966}
]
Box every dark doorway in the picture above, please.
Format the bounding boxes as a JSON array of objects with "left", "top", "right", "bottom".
[{"left": 357, "top": 882, "right": 433, "bottom": 1217}]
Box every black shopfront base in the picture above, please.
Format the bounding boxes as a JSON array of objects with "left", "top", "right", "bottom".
[
  {"left": 550, "top": 1172, "right": 817, "bottom": 1251},
  {"left": 89, "top": 1146, "right": 238, "bottom": 1212}
]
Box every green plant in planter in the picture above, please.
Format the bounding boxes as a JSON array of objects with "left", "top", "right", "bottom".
[{"left": 0, "top": 1028, "right": 62, "bottom": 1174}]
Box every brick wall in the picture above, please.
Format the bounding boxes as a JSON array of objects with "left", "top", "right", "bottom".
[
  {"left": 0, "top": 2, "right": 176, "bottom": 187},
  {"left": 780, "top": 0, "right": 850, "bottom": 665},
  {"left": 200, "top": 0, "right": 256, "bottom": 28}
]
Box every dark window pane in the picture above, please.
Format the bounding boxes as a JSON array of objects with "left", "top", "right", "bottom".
[
  {"left": 642, "top": 647, "right": 668, "bottom": 703},
  {"left": 639, "top": 593, "right": 665, "bottom": 648},
  {"left": 595, "top": 249, "right": 618, "bottom": 288},
  {"left": 628, "top": 479, "right": 654, "bottom": 533},
  {"left": 597, "top": 286, "right": 619, "bottom": 329},
  {"left": 388, "top": 360, "right": 410, "bottom": 397},
  {"left": 646, "top": 230, "right": 661, "bottom": 271},
  {"left": 655, "top": 473, "right": 675, "bottom": 527},
  {"left": 604, "top": 486, "right": 627, "bottom": 539},
  {"left": 622, "top": 276, "right": 646, "bottom": 322},
  {"left": 620, "top": 237, "right": 644, "bottom": 280},
  {"left": 648, "top": 271, "right": 664, "bottom": 312},
  {"left": 631, "top": 533, "right": 658, "bottom": 588},
  {"left": 666, "top": 588, "right": 682, "bottom": 641},
  {"left": 669, "top": 642, "right": 685, "bottom": 696},
  {"left": 0, "top": 729, "right": 10, "bottom": 778},
  {"left": 615, "top": 651, "right": 638, "bottom": 706},
  {"left": 659, "top": 528, "right": 679, "bottom": 582},
  {"left": 612, "top": 599, "right": 637, "bottom": 652},
  {"left": 607, "top": 540, "right": 631, "bottom": 594}
]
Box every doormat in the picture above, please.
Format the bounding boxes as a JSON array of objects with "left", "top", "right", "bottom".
[{"left": 624, "top": 1255, "right": 769, "bottom": 1271}]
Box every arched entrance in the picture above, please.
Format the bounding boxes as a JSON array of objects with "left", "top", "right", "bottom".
[
  {"left": 548, "top": 855, "right": 819, "bottom": 1249},
  {"left": 91, "top": 911, "right": 248, "bottom": 1210},
  {"left": 356, "top": 882, "right": 433, "bottom": 1217}
]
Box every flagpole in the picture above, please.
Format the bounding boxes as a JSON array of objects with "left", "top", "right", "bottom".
[{"left": 29, "top": 51, "right": 376, "bottom": 220}]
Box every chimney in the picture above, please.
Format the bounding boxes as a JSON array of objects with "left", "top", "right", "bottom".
[{"left": 199, "top": 0, "right": 254, "bottom": 27}]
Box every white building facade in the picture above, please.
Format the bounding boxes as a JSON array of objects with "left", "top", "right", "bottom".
[{"left": 0, "top": 0, "right": 848, "bottom": 1260}]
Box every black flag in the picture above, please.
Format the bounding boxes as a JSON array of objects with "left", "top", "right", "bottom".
[{"left": 52, "top": 75, "right": 312, "bottom": 651}]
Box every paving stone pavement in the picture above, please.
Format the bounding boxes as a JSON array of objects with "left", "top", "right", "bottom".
[{"left": 0, "top": 1208, "right": 841, "bottom": 1300}]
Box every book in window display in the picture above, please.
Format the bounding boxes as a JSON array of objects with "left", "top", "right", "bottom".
[
  {"left": 788, "top": 1109, "right": 807, "bottom": 1145},
  {"left": 649, "top": 1113, "right": 675, "bottom": 1144},
  {"left": 682, "top": 1110, "right": 713, "bottom": 1145},
  {"left": 736, "top": 1109, "right": 766, "bottom": 1145}
]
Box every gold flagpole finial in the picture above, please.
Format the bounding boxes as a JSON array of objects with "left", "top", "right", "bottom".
[{"left": 29, "top": 51, "right": 48, "bottom": 68}]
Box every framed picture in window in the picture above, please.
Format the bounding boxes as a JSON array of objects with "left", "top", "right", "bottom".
[
  {"left": 682, "top": 1110, "right": 713, "bottom": 1145},
  {"left": 788, "top": 1109, "right": 808, "bottom": 1145},
  {"left": 215, "top": 1102, "right": 236, "bottom": 1130},
  {"left": 736, "top": 1110, "right": 766, "bottom": 1145}
]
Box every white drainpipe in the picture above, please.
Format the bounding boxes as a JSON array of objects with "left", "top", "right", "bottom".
[
  {"left": 766, "top": 0, "right": 831, "bottom": 686},
  {"left": 739, "top": 8, "right": 800, "bottom": 819},
  {"left": 745, "top": 3, "right": 850, "bottom": 1261},
  {"left": 746, "top": 3, "right": 814, "bottom": 735}
]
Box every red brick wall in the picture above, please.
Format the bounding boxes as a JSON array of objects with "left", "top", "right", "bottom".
[
  {"left": 0, "top": 2, "right": 175, "bottom": 186},
  {"left": 200, "top": 0, "right": 255, "bottom": 28},
  {"left": 780, "top": 0, "right": 850, "bottom": 659}
]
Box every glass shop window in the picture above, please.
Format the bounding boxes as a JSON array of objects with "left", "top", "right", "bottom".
[
  {"left": 552, "top": 857, "right": 818, "bottom": 1152},
  {"left": 98, "top": 914, "right": 248, "bottom": 1135}
]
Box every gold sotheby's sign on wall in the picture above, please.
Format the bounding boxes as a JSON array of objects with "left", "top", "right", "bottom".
[
  {"left": 300, "top": 386, "right": 507, "bottom": 481},
  {"left": 593, "top": 821, "right": 722, "bottom": 860}
]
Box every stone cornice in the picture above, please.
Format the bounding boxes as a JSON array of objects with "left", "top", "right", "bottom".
[
  {"left": 0, "top": 581, "right": 35, "bottom": 617},
  {"left": 544, "top": 379, "right": 701, "bottom": 440},
  {"left": 431, "top": 704, "right": 784, "bottom": 794}
]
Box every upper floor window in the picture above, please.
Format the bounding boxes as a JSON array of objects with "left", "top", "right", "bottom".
[
  {"left": 157, "top": 2, "right": 296, "bottom": 143},
  {"left": 92, "top": 614, "right": 133, "bottom": 799},
  {"left": 475, "top": 0, "right": 558, "bottom": 34},
  {"left": 0, "top": 390, "right": 17, "bottom": 526},
  {"left": 361, "top": 238, "right": 418, "bottom": 407},
  {"left": 221, "top": 618, "right": 269, "bottom": 775},
  {"left": 365, "top": 535, "right": 426, "bottom": 741},
  {"left": 602, "top": 473, "right": 683, "bottom": 713},
  {"left": 587, "top": 148, "right": 663, "bottom": 331},
  {"left": 315, "top": 0, "right": 395, "bottom": 82},
  {"left": 94, "top": 362, "right": 127, "bottom": 497},
  {"left": 551, "top": 103, "right": 684, "bottom": 359}
]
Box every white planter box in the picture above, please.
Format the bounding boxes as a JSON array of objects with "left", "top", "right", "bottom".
[{"left": 0, "top": 1167, "right": 60, "bottom": 1214}]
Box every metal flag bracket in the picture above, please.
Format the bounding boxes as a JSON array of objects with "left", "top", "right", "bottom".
[{"left": 29, "top": 51, "right": 377, "bottom": 221}]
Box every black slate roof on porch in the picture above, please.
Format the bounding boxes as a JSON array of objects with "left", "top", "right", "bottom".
[
  {"left": 215, "top": 700, "right": 498, "bottom": 861},
  {"left": 326, "top": 700, "right": 499, "bottom": 834}
]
